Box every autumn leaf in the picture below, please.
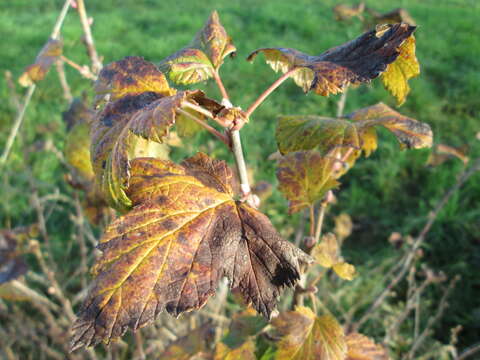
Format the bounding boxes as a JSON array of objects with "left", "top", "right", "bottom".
[
  {"left": 346, "top": 333, "right": 389, "bottom": 360},
  {"left": 276, "top": 103, "right": 432, "bottom": 156},
  {"left": 215, "top": 340, "right": 256, "bottom": 360},
  {"left": 381, "top": 35, "right": 419, "bottom": 106},
  {"left": 0, "top": 227, "right": 34, "bottom": 284},
  {"left": 272, "top": 307, "right": 347, "bottom": 360},
  {"left": 427, "top": 144, "right": 469, "bottom": 167},
  {"left": 369, "top": 8, "right": 416, "bottom": 26},
  {"left": 160, "top": 11, "right": 236, "bottom": 84},
  {"left": 91, "top": 57, "right": 224, "bottom": 211},
  {"left": 276, "top": 151, "right": 340, "bottom": 214},
  {"left": 247, "top": 23, "right": 415, "bottom": 96},
  {"left": 158, "top": 324, "right": 215, "bottom": 360},
  {"left": 19, "top": 38, "right": 62, "bottom": 87},
  {"left": 70, "top": 153, "right": 311, "bottom": 351},
  {"left": 312, "top": 233, "right": 356, "bottom": 280},
  {"left": 334, "top": 213, "right": 353, "bottom": 243}
]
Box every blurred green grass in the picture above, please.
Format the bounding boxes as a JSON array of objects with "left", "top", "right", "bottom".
[{"left": 1, "top": 0, "right": 479, "bottom": 350}]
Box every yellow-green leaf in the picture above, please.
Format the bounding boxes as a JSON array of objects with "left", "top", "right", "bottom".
[
  {"left": 333, "top": 262, "right": 357, "bottom": 281},
  {"left": 273, "top": 307, "right": 347, "bottom": 360},
  {"left": 381, "top": 35, "right": 419, "bottom": 106},
  {"left": 312, "top": 233, "right": 356, "bottom": 280},
  {"left": 160, "top": 11, "right": 236, "bottom": 85},
  {"left": 276, "top": 151, "right": 340, "bottom": 214}
]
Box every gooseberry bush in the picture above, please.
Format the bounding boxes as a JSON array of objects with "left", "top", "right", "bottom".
[{"left": 17, "top": 8, "right": 433, "bottom": 359}]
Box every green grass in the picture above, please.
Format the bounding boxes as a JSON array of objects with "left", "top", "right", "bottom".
[{"left": 1, "top": 0, "right": 479, "bottom": 353}]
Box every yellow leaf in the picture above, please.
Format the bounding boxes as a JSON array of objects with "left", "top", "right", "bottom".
[
  {"left": 215, "top": 339, "right": 256, "bottom": 360},
  {"left": 333, "top": 262, "right": 357, "bottom": 281},
  {"left": 311, "top": 233, "right": 339, "bottom": 268},
  {"left": 381, "top": 35, "right": 419, "bottom": 106},
  {"left": 273, "top": 307, "right": 347, "bottom": 360}
]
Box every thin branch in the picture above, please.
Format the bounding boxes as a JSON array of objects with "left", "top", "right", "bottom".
[
  {"left": 55, "top": 59, "right": 73, "bottom": 102},
  {"left": 245, "top": 68, "right": 298, "bottom": 117},
  {"left": 51, "top": 0, "right": 72, "bottom": 39},
  {"left": 213, "top": 69, "right": 230, "bottom": 101},
  {"left": 336, "top": 86, "right": 349, "bottom": 117},
  {"left": 176, "top": 108, "right": 230, "bottom": 146},
  {"left": 352, "top": 158, "right": 480, "bottom": 332},
  {"left": 76, "top": 0, "right": 102, "bottom": 73},
  {"left": 457, "top": 343, "right": 480, "bottom": 360},
  {"left": 61, "top": 55, "right": 97, "bottom": 80},
  {"left": 314, "top": 201, "right": 327, "bottom": 243},
  {"left": 0, "top": 84, "right": 35, "bottom": 166}
]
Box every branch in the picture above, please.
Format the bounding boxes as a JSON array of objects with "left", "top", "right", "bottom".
[
  {"left": 61, "top": 55, "right": 97, "bottom": 80},
  {"left": 213, "top": 69, "right": 230, "bottom": 101},
  {"left": 76, "top": 0, "right": 102, "bottom": 73},
  {"left": 55, "top": 58, "right": 73, "bottom": 102},
  {"left": 352, "top": 158, "right": 480, "bottom": 332},
  {"left": 176, "top": 108, "right": 230, "bottom": 146},
  {"left": 457, "top": 343, "right": 480, "bottom": 360},
  {"left": 245, "top": 67, "right": 298, "bottom": 117}
]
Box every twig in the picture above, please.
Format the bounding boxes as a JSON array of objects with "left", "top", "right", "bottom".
[
  {"left": 61, "top": 55, "right": 97, "bottom": 80},
  {"left": 245, "top": 68, "right": 298, "bottom": 117},
  {"left": 176, "top": 108, "right": 230, "bottom": 146},
  {"left": 56, "top": 58, "right": 73, "bottom": 103},
  {"left": 230, "top": 129, "right": 252, "bottom": 198},
  {"left": 0, "top": 0, "right": 71, "bottom": 165},
  {"left": 406, "top": 275, "right": 459, "bottom": 359},
  {"left": 314, "top": 201, "right": 328, "bottom": 243},
  {"left": 457, "top": 343, "right": 480, "bottom": 360},
  {"left": 0, "top": 85, "right": 36, "bottom": 166},
  {"left": 352, "top": 158, "right": 480, "bottom": 332},
  {"left": 336, "top": 86, "right": 349, "bottom": 117},
  {"left": 213, "top": 69, "right": 230, "bottom": 101},
  {"left": 76, "top": 0, "right": 102, "bottom": 73},
  {"left": 4, "top": 71, "right": 21, "bottom": 111}
]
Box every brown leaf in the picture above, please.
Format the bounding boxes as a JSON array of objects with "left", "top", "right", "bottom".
[
  {"left": 333, "top": 3, "right": 365, "bottom": 21},
  {"left": 91, "top": 57, "right": 223, "bottom": 211},
  {"left": 94, "top": 56, "right": 176, "bottom": 107},
  {"left": 160, "top": 11, "right": 236, "bottom": 85},
  {"left": 19, "top": 38, "right": 63, "bottom": 87},
  {"left": 426, "top": 144, "right": 469, "bottom": 167},
  {"left": 247, "top": 23, "right": 416, "bottom": 96},
  {"left": 370, "top": 8, "right": 416, "bottom": 26},
  {"left": 276, "top": 151, "right": 340, "bottom": 214},
  {"left": 70, "top": 153, "right": 311, "bottom": 350},
  {"left": 272, "top": 307, "right": 347, "bottom": 360},
  {"left": 346, "top": 333, "right": 390, "bottom": 360}
]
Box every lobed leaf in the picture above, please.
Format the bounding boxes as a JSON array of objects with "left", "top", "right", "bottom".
[
  {"left": 276, "top": 151, "right": 340, "bottom": 214},
  {"left": 91, "top": 57, "right": 224, "bottom": 211},
  {"left": 70, "top": 153, "right": 311, "bottom": 350},
  {"left": 381, "top": 35, "right": 419, "bottom": 106},
  {"left": 160, "top": 11, "right": 236, "bottom": 85},
  {"left": 19, "top": 38, "right": 62, "bottom": 87},
  {"left": 276, "top": 103, "right": 432, "bottom": 157},
  {"left": 247, "top": 23, "right": 416, "bottom": 97},
  {"left": 346, "top": 333, "right": 389, "bottom": 360},
  {"left": 272, "top": 307, "right": 347, "bottom": 360}
]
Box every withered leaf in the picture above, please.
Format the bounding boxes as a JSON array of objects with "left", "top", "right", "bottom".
[
  {"left": 272, "top": 307, "right": 347, "bottom": 360},
  {"left": 70, "top": 153, "right": 310, "bottom": 351},
  {"left": 160, "top": 11, "right": 236, "bottom": 85},
  {"left": 381, "top": 35, "right": 419, "bottom": 105},
  {"left": 276, "top": 151, "right": 340, "bottom": 214},
  {"left": 158, "top": 324, "right": 215, "bottom": 360},
  {"left": 276, "top": 103, "right": 432, "bottom": 156},
  {"left": 346, "top": 333, "right": 389, "bottom": 360},
  {"left": 247, "top": 23, "right": 415, "bottom": 96},
  {"left": 426, "top": 144, "right": 469, "bottom": 167},
  {"left": 19, "top": 38, "right": 63, "bottom": 87},
  {"left": 91, "top": 56, "right": 224, "bottom": 211}
]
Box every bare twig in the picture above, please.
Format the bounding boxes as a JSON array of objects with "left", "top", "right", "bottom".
[
  {"left": 353, "top": 158, "right": 480, "bottom": 332},
  {"left": 314, "top": 200, "right": 328, "bottom": 243},
  {"left": 176, "top": 108, "right": 230, "bottom": 146},
  {"left": 55, "top": 59, "right": 73, "bottom": 102},
  {"left": 336, "top": 86, "right": 349, "bottom": 117},
  {"left": 76, "top": 0, "right": 102, "bottom": 73},
  {"left": 51, "top": 0, "right": 72, "bottom": 39},
  {"left": 61, "top": 55, "right": 97, "bottom": 80},
  {"left": 245, "top": 67, "right": 298, "bottom": 117},
  {"left": 457, "top": 342, "right": 480, "bottom": 360}
]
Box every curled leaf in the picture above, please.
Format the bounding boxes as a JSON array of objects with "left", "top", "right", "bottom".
[
  {"left": 160, "top": 11, "right": 236, "bottom": 85},
  {"left": 70, "top": 153, "right": 311, "bottom": 351},
  {"left": 247, "top": 23, "right": 415, "bottom": 96},
  {"left": 158, "top": 324, "right": 215, "bottom": 360},
  {"left": 272, "top": 307, "right": 347, "bottom": 360},
  {"left": 19, "top": 38, "right": 63, "bottom": 87},
  {"left": 276, "top": 151, "right": 340, "bottom": 214},
  {"left": 381, "top": 35, "right": 419, "bottom": 105}
]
